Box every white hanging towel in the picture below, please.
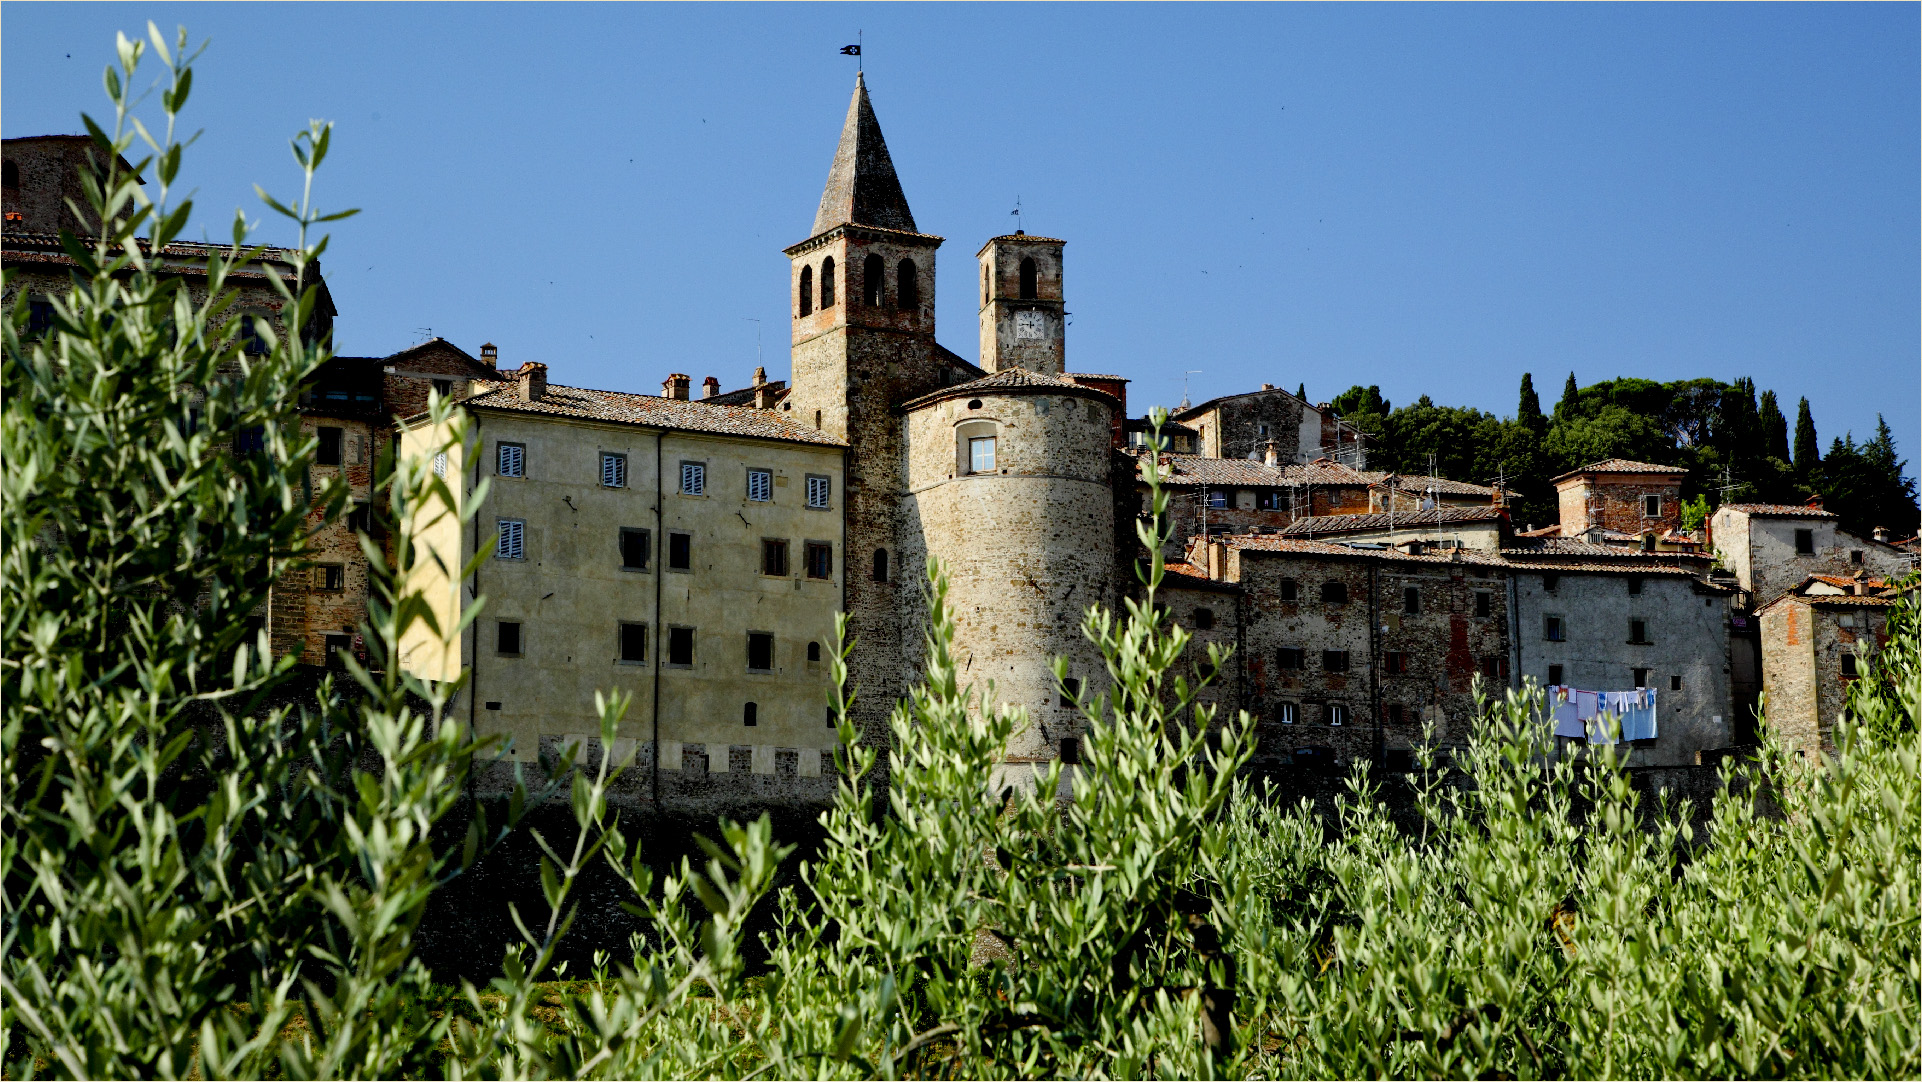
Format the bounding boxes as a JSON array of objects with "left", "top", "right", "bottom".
[{"left": 1550, "top": 686, "right": 1586, "bottom": 739}]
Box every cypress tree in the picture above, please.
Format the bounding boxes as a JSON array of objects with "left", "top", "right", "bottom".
[
  {"left": 1518, "top": 373, "right": 1545, "bottom": 432},
  {"left": 1758, "top": 390, "right": 1790, "bottom": 462},
  {"left": 1556, "top": 372, "right": 1579, "bottom": 419},
  {"left": 1794, "top": 397, "right": 1820, "bottom": 478},
  {"left": 1297, "top": 383, "right": 1307, "bottom": 401}
]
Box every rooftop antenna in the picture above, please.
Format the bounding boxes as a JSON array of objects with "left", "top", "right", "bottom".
[
  {"left": 742, "top": 317, "right": 762, "bottom": 370},
  {"left": 413, "top": 327, "right": 433, "bottom": 343},
  {"left": 1180, "top": 370, "right": 1202, "bottom": 412}
]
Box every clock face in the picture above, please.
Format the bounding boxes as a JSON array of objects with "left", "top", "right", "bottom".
[{"left": 1015, "top": 310, "right": 1046, "bottom": 341}]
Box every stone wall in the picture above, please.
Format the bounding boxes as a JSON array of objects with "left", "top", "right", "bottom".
[
  {"left": 1713, "top": 507, "right": 1914, "bottom": 606},
  {"left": 1758, "top": 599, "right": 1820, "bottom": 755},
  {"left": 977, "top": 235, "right": 1066, "bottom": 374},
  {"left": 1556, "top": 472, "right": 1683, "bottom": 536}
]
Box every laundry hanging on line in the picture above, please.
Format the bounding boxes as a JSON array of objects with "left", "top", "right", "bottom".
[{"left": 1547, "top": 685, "right": 1657, "bottom": 743}]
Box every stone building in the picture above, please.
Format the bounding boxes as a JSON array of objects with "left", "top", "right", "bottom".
[
  {"left": 1551, "top": 459, "right": 1687, "bottom": 539},
  {"left": 1172, "top": 386, "right": 1369, "bottom": 467},
  {"left": 1757, "top": 575, "right": 1906, "bottom": 756},
  {"left": 1710, "top": 501, "right": 1915, "bottom": 609}
]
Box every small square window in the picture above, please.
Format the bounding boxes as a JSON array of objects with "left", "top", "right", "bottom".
[
  {"left": 805, "top": 541, "right": 832, "bottom": 580},
  {"left": 1794, "top": 529, "right": 1815, "bottom": 555},
  {"left": 1643, "top": 494, "right": 1662, "bottom": 518},
  {"left": 806, "top": 474, "right": 832, "bottom": 509},
  {"left": 1384, "top": 651, "right": 1408, "bottom": 675},
  {"left": 1059, "top": 737, "right": 1081, "bottom": 765},
  {"left": 317, "top": 426, "right": 343, "bottom": 466},
  {"left": 1547, "top": 664, "right": 1564, "bottom": 686},
  {"left": 1542, "top": 574, "right": 1559, "bottom": 593},
  {"left": 1193, "top": 607, "right": 1216, "bottom": 631},
  {"left": 747, "top": 632, "right": 774, "bottom": 673},
  {"left": 1630, "top": 618, "right": 1649, "bottom": 644},
  {"left": 1278, "top": 647, "right": 1305, "bottom": 670},
  {"left": 1278, "top": 579, "right": 1298, "bottom": 602},
  {"left": 1328, "top": 703, "right": 1350, "bottom": 726},
  {"left": 1320, "top": 581, "right": 1348, "bottom": 604},
  {"left": 1403, "top": 587, "right": 1420, "bottom": 615},
  {"left": 668, "top": 532, "right": 692, "bottom": 571},
  {"left": 1850, "top": 550, "right": 1863, "bottom": 566},
  {"left": 497, "top": 519, "right": 525, "bottom": 560},
  {"left": 26, "top": 299, "right": 56, "bottom": 339},
  {"left": 497, "top": 621, "right": 522, "bottom": 656},
  {"left": 1276, "top": 702, "right": 1298, "bottom": 724},
  {"left": 1544, "top": 614, "right": 1565, "bottom": 642},
  {"left": 1632, "top": 667, "right": 1650, "bottom": 689},
  {"left": 1670, "top": 674, "right": 1681, "bottom": 691},
  {"left": 432, "top": 379, "right": 452, "bottom": 397},
  {"left": 667, "top": 626, "right": 694, "bottom": 667},
  {"left": 1208, "top": 490, "right": 1229, "bottom": 510},
  {"left": 602, "top": 452, "right": 628, "bottom": 488},
  {"left": 747, "top": 468, "right": 772, "bottom": 502},
  {"left": 1481, "top": 656, "right": 1507, "bottom": 681},
  {"left": 1475, "top": 591, "right": 1493, "bottom": 618},
  {"left": 318, "top": 564, "right": 345, "bottom": 591},
  {"left": 969, "top": 436, "right": 997, "bottom": 473},
  {"left": 1322, "top": 650, "right": 1350, "bottom": 673},
  {"left": 762, "top": 538, "right": 790, "bottom": 577},
  {"left": 1387, "top": 704, "right": 1405, "bottom": 725},
  {"left": 680, "top": 461, "right": 706, "bottom": 495},
  {"left": 621, "top": 528, "right": 651, "bottom": 570},
  {"left": 498, "top": 443, "right": 525, "bottom": 477},
  {"left": 1627, "top": 578, "right": 1643, "bottom": 596},
  {"left": 619, "top": 622, "right": 647, "bottom": 663},
  {"left": 1839, "top": 654, "right": 1858, "bottom": 678},
  {"left": 1059, "top": 677, "right": 1082, "bottom": 709}
]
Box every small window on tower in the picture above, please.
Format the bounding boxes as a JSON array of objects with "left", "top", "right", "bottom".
[
  {"left": 969, "top": 436, "right": 997, "bottom": 473},
  {"left": 820, "top": 256, "right": 836, "bottom": 307},
  {"left": 1019, "top": 256, "right": 1038, "bottom": 299},
  {"left": 798, "top": 265, "right": 814, "bottom": 316},
  {"left": 897, "top": 258, "right": 919, "bottom": 309},
  {"left": 863, "top": 253, "right": 884, "bottom": 306},
  {"left": 872, "top": 548, "right": 890, "bottom": 583}
]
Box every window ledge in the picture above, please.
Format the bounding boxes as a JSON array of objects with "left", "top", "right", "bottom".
[{"left": 615, "top": 659, "right": 648, "bottom": 666}]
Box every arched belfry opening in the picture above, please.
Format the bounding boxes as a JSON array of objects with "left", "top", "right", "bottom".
[
  {"left": 821, "top": 257, "right": 837, "bottom": 308},
  {"left": 1019, "top": 257, "right": 1038, "bottom": 300},
  {"left": 897, "top": 259, "right": 919, "bottom": 310},
  {"left": 798, "top": 265, "right": 814, "bottom": 316},
  {"left": 863, "top": 254, "right": 884, "bottom": 306}
]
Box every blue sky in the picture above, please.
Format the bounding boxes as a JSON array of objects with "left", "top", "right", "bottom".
[{"left": 6, "top": 3, "right": 1916, "bottom": 462}]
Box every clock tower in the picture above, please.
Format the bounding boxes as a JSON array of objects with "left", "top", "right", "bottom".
[{"left": 977, "top": 233, "right": 1065, "bottom": 373}]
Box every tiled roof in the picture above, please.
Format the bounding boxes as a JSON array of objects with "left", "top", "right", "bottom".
[
  {"left": 1278, "top": 506, "right": 1505, "bottom": 536},
  {"left": 1160, "top": 562, "right": 1240, "bottom": 592},
  {"left": 1551, "top": 458, "right": 1687, "bottom": 482},
  {"left": 461, "top": 383, "right": 845, "bottom": 447},
  {"left": 1808, "top": 574, "right": 1892, "bottom": 591},
  {"left": 1134, "top": 452, "right": 1375, "bottom": 487},
  {"left": 1716, "top": 503, "right": 1838, "bottom": 519},
  {"left": 1065, "top": 373, "right": 1129, "bottom": 382},
  {"left": 1504, "top": 537, "right": 1635, "bottom": 558},
  {"left": 1225, "top": 536, "right": 1713, "bottom": 578},
  {"left": 1374, "top": 474, "right": 1505, "bottom": 498},
  {"left": 1171, "top": 384, "right": 1312, "bottom": 420},
  {"left": 900, "top": 367, "right": 1116, "bottom": 410}
]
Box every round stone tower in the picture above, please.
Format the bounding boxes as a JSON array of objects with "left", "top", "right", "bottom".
[{"left": 899, "top": 370, "right": 1119, "bottom": 768}]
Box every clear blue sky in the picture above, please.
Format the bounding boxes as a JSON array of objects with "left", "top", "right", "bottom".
[{"left": 6, "top": 3, "right": 1917, "bottom": 463}]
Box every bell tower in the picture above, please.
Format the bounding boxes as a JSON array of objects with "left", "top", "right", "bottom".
[
  {"left": 977, "top": 233, "right": 1065, "bottom": 373},
  {"left": 781, "top": 72, "right": 944, "bottom": 752}
]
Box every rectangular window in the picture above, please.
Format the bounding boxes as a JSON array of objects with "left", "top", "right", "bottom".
[
  {"left": 1840, "top": 653, "right": 1858, "bottom": 678},
  {"left": 1277, "top": 647, "right": 1305, "bottom": 670},
  {"left": 668, "top": 532, "right": 692, "bottom": 570},
  {"left": 323, "top": 633, "right": 352, "bottom": 670},
  {"left": 498, "top": 442, "right": 525, "bottom": 477},
  {"left": 1322, "top": 650, "right": 1350, "bottom": 673},
  {"left": 1632, "top": 667, "right": 1650, "bottom": 688},
  {"left": 1058, "top": 737, "right": 1080, "bottom": 765},
  {"left": 602, "top": 452, "right": 627, "bottom": 488},
  {"left": 806, "top": 474, "right": 831, "bottom": 509},
  {"left": 1384, "top": 651, "right": 1409, "bottom": 675},
  {"left": 1629, "top": 618, "right": 1650, "bottom": 644},
  {"left": 1258, "top": 491, "right": 1284, "bottom": 511},
  {"left": 805, "top": 541, "right": 832, "bottom": 580},
  {"left": 747, "top": 632, "right": 774, "bottom": 672},
  {"left": 26, "top": 299, "right": 56, "bottom": 338},
  {"left": 236, "top": 426, "right": 267, "bottom": 456},
  {"left": 346, "top": 502, "right": 372, "bottom": 535},
  {"left": 1059, "top": 677, "right": 1082, "bottom": 708},
  {"left": 619, "top": 622, "right": 647, "bottom": 663},
  {"left": 432, "top": 451, "right": 448, "bottom": 477},
  {"left": 667, "top": 626, "right": 694, "bottom": 667},
  {"left": 1548, "top": 663, "right": 1564, "bottom": 686},
  {"left": 1277, "top": 702, "right": 1299, "bottom": 725},
  {"left": 1643, "top": 494, "right": 1662, "bottom": 518},
  {"left": 1794, "top": 528, "right": 1815, "bottom": 555},
  {"left": 318, "top": 564, "right": 345, "bottom": 591},
  {"left": 969, "top": 436, "right": 997, "bottom": 473},
  {"left": 1541, "top": 574, "right": 1559, "bottom": 593},
  {"left": 1670, "top": 674, "right": 1681, "bottom": 691},
  {"left": 1850, "top": 550, "right": 1864, "bottom": 566},
  {"left": 620, "top": 528, "right": 651, "bottom": 570},
  {"left": 747, "top": 468, "right": 772, "bottom": 502},
  {"left": 762, "top": 539, "right": 790, "bottom": 577},
  {"left": 1543, "top": 614, "right": 1565, "bottom": 642},
  {"left": 497, "top": 621, "right": 522, "bottom": 656},
  {"left": 497, "top": 519, "right": 525, "bottom": 560},
  {"left": 1482, "top": 656, "right": 1507, "bottom": 681},
  {"left": 1328, "top": 703, "right": 1350, "bottom": 726},
  {"left": 1403, "top": 587, "right": 1420, "bottom": 615},
  {"left": 1627, "top": 577, "right": 1643, "bottom": 596},
  {"left": 317, "top": 426, "right": 343, "bottom": 466},
  {"left": 1279, "top": 579, "right": 1298, "bottom": 602},
  {"left": 1475, "top": 591, "right": 1492, "bottom": 618},
  {"left": 1208, "top": 490, "right": 1229, "bottom": 510},
  {"left": 680, "top": 461, "right": 706, "bottom": 495}
]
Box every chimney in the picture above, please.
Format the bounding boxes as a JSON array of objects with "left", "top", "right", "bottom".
[
  {"left": 662, "top": 373, "right": 690, "bottom": 400},
  {"left": 1853, "top": 571, "right": 1869, "bottom": 595},
  {"left": 1206, "top": 540, "right": 1227, "bottom": 580},
  {"left": 702, "top": 376, "right": 721, "bottom": 399},
  {"left": 1874, "top": 526, "right": 1891, "bottom": 543},
  {"left": 752, "top": 366, "right": 767, "bottom": 387},
  {"left": 1806, "top": 494, "right": 1825, "bottom": 511},
  {"left": 1262, "top": 440, "right": 1280, "bottom": 469},
  {"left": 754, "top": 384, "right": 775, "bottom": 410},
  {"left": 516, "top": 361, "right": 547, "bottom": 402},
  {"left": 480, "top": 342, "right": 500, "bottom": 373},
  {"left": 1261, "top": 383, "right": 1275, "bottom": 391}
]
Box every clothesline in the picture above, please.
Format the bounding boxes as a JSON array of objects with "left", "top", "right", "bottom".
[{"left": 1547, "top": 685, "right": 1657, "bottom": 743}]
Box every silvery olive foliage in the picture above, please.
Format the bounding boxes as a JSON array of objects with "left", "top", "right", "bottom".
[{"left": 6, "top": 28, "right": 1919, "bottom": 1081}]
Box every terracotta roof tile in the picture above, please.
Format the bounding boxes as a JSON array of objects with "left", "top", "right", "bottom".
[
  {"left": 1133, "top": 452, "right": 1376, "bottom": 487},
  {"left": 1160, "top": 562, "right": 1241, "bottom": 592},
  {"left": 1716, "top": 503, "right": 1839, "bottom": 519},
  {"left": 461, "top": 383, "right": 845, "bottom": 447},
  {"left": 1373, "top": 474, "right": 1505, "bottom": 498},
  {"left": 900, "top": 367, "right": 1116, "bottom": 410},
  {"left": 1278, "top": 506, "right": 1505, "bottom": 536},
  {"left": 1224, "top": 535, "right": 1714, "bottom": 579},
  {"left": 1551, "top": 458, "right": 1687, "bottom": 482}
]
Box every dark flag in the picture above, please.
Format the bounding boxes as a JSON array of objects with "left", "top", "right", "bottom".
[{"left": 841, "top": 44, "right": 861, "bottom": 55}]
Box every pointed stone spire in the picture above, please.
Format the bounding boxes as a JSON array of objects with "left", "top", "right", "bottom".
[{"left": 812, "top": 72, "right": 917, "bottom": 236}]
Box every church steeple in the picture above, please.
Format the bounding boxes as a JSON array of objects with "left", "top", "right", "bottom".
[{"left": 811, "top": 72, "right": 917, "bottom": 236}]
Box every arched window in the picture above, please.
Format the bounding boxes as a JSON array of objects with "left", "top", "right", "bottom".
[
  {"left": 821, "top": 257, "right": 836, "bottom": 307},
  {"left": 872, "top": 548, "right": 889, "bottom": 583},
  {"left": 957, "top": 419, "right": 999, "bottom": 475},
  {"left": 863, "top": 254, "right": 884, "bottom": 306},
  {"left": 807, "top": 641, "right": 822, "bottom": 662},
  {"left": 1019, "top": 257, "right": 1038, "bottom": 299},
  {"left": 798, "top": 265, "right": 813, "bottom": 316},
  {"left": 897, "top": 259, "right": 919, "bottom": 310}
]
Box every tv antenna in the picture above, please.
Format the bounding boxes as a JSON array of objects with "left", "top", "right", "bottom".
[
  {"left": 1180, "top": 370, "right": 1202, "bottom": 411},
  {"left": 742, "top": 317, "right": 762, "bottom": 370}
]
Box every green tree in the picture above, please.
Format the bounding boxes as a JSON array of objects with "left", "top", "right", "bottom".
[
  {"left": 1517, "top": 372, "right": 1546, "bottom": 434},
  {"left": 1555, "top": 371, "right": 1580, "bottom": 421},
  {"left": 1329, "top": 384, "right": 1390, "bottom": 441},
  {"left": 1795, "top": 396, "right": 1821, "bottom": 480},
  {"left": 1820, "top": 418, "right": 1921, "bottom": 538},
  {"left": 1760, "top": 389, "right": 1790, "bottom": 463}
]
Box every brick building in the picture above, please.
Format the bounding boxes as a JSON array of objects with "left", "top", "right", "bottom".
[{"left": 1757, "top": 575, "right": 1906, "bottom": 757}]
